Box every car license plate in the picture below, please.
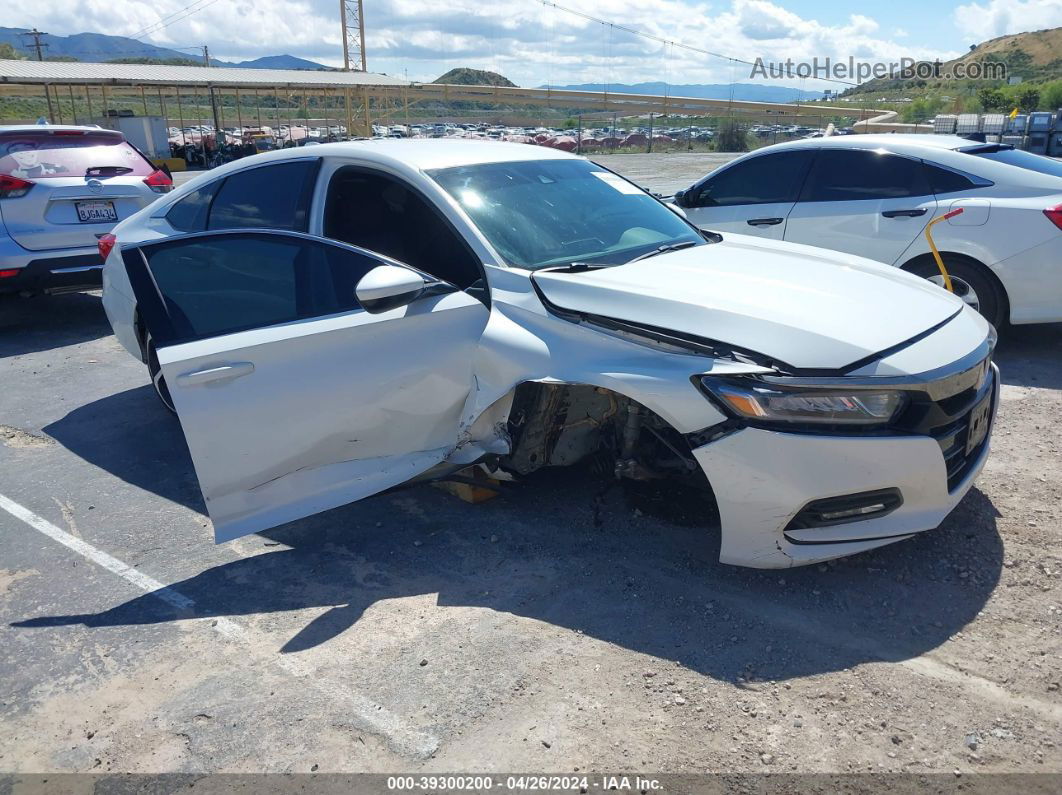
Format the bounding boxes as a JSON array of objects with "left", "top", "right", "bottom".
[
  {"left": 965, "top": 392, "right": 992, "bottom": 455},
  {"left": 75, "top": 201, "right": 117, "bottom": 223}
]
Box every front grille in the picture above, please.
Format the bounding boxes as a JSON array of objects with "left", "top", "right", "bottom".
[{"left": 898, "top": 360, "right": 995, "bottom": 493}]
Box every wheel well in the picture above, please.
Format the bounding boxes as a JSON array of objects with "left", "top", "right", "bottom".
[
  {"left": 900, "top": 251, "right": 1009, "bottom": 320},
  {"left": 499, "top": 382, "right": 707, "bottom": 484}
]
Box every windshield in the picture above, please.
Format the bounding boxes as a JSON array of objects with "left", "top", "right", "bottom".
[
  {"left": 963, "top": 145, "right": 1062, "bottom": 179},
  {"left": 429, "top": 159, "right": 702, "bottom": 269},
  {"left": 0, "top": 131, "right": 155, "bottom": 180}
]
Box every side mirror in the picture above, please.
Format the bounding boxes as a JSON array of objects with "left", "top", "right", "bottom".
[
  {"left": 355, "top": 265, "right": 427, "bottom": 313},
  {"left": 673, "top": 189, "right": 687, "bottom": 207}
]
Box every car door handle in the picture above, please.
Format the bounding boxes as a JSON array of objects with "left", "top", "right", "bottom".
[
  {"left": 746, "top": 217, "right": 784, "bottom": 226},
  {"left": 881, "top": 208, "right": 928, "bottom": 218},
  {"left": 176, "top": 362, "right": 255, "bottom": 386}
]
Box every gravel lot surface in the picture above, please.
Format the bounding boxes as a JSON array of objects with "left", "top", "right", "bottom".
[{"left": 1, "top": 154, "right": 1060, "bottom": 779}]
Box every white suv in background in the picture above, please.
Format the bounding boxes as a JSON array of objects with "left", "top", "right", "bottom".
[
  {"left": 0, "top": 125, "right": 172, "bottom": 296},
  {"left": 101, "top": 141, "right": 997, "bottom": 569},
  {"left": 673, "top": 135, "right": 1062, "bottom": 328}
]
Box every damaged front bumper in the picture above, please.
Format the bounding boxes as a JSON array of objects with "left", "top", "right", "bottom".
[{"left": 692, "top": 363, "right": 999, "bottom": 569}]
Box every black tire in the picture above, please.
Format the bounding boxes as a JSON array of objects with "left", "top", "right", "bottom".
[
  {"left": 905, "top": 256, "right": 1005, "bottom": 328},
  {"left": 146, "top": 337, "right": 177, "bottom": 415}
]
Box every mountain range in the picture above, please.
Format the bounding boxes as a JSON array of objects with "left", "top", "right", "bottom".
[
  {"left": 541, "top": 81, "right": 824, "bottom": 102},
  {"left": 0, "top": 27, "right": 329, "bottom": 70}
]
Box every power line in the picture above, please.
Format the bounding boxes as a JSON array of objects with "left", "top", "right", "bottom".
[
  {"left": 538, "top": 0, "right": 857, "bottom": 87},
  {"left": 128, "top": 0, "right": 224, "bottom": 42}
]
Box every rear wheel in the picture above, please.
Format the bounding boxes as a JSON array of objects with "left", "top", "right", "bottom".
[
  {"left": 905, "top": 256, "right": 1005, "bottom": 328},
  {"left": 146, "top": 336, "right": 176, "bottom": 415}
]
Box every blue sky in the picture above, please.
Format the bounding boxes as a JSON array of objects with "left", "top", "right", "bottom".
[{"left": 9, "top": 0, "right": 1062, "bottom": 85}]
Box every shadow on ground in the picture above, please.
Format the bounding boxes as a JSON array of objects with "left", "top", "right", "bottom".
[
  {"left": 0, "top": 293, "right": 112, "bottom": 358},
  {"left": 12, "top": 454, "right": 1004, "bottom": 684},
  {"left": 25, "top": 318, "right": 1034, "bottom": 684},
  {"left": 994, "top": 322, "right": 1062, "bottom": 390}
]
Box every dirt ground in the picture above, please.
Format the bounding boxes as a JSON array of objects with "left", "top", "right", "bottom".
[{"left": 0, "top": 154, "right": 1060, "bottom": 783}]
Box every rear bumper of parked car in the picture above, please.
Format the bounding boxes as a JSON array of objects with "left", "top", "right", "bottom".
[
  {"left": 0, "top": 235, "right": 103, "bottom": 295},
  {"left": 692, "top": 364, "right": 999, "bottom": 568}
]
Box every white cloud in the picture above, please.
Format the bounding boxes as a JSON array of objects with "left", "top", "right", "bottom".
[
  {"left": 953, "top": 0, "right": 1062, "bottom": 42},
  {"left": 5, "top": 0, "right": 959, "bottom": 88}
]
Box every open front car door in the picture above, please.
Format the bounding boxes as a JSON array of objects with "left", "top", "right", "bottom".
[{"left": 122, "top": 230, "right": 489, "bottom": 541}]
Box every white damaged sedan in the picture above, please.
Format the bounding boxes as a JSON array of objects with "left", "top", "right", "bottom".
[{"left": 101, "top": 140, "right": 998, "bottom": 568}]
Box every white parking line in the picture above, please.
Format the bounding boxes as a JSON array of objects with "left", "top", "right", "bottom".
[{"left": 0, "top": 492, "right": 439, "bottom": 760}]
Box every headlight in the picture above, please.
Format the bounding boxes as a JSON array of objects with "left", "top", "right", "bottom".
[{"left": 700, "top": 377, "right": 906, "bottom": 427}]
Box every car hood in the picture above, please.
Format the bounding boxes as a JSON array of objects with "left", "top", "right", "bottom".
[{"left": 531, "top": 233, "right": 965, "bottom": 370}]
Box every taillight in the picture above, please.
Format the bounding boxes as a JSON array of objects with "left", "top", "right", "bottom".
[
  {"left": 143, "top": 169, "right": 173, "bottom": 193},
  {"left": 1044, "top": 204, "right": 1062, "bottom": 231},
  {"left": 0, "top": 269, "right": 19, "bottom": 279},
  {"left": 98, "top": 233, "right": 117, "bottom": 261},
  {"left": 0, "top": 174, "right": 34, "bottom": 198}
]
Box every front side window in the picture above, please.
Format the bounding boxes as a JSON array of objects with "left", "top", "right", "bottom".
[
  {"left": 429, "top": 159, "right": 702, "bottom": 270},
  {"left": 799, "top": 150, "right": 931, "bottom": 202},
  {"left": 126, "top": 233, "right": 380, "bottom": 346},
  {"left": 690, "top": 150, "right": 815, "bottom": 207},
  {"left": 323, "top": 167, "right": 482, "bottom": 289}
]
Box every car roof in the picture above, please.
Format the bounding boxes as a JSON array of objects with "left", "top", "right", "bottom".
[
  {"left": 237, "top": 138, "right": 581, "bottom": 172},
  {"left": 0, "top": 124, "right": 121, "bottom": 135},
  {"left": 764, "top": 134, "right": 978, "bottom": 153}
]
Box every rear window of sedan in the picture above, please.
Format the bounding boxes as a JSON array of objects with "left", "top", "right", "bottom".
[
  {"left": 0, "top": 131, "right": 156, "bottom": 180},
  {"left": 962, "top": 145, "right": 1062, "bottom": 178}
]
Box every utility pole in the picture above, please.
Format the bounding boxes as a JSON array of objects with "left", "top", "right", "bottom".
[
  {"left": 22, "top": 28, "right": 48, "bottom": 60},
  {"left": 21, "top": 28, "right": 54, "bottom": 123}
]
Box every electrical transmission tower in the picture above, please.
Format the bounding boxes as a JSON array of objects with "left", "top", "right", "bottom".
[
  {"left": 339, "top": 0, "right": 369, "bottom": 137},
  {"left": 340, "top": 0, "right": 367, "bottom": 72}
]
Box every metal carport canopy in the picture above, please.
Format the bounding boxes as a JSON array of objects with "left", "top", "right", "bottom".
[{"left": 0, "top": 58, "right": 410, "bottom": 89}]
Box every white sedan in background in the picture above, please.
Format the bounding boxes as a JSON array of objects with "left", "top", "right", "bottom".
[
  {"left": 673, "top": 135, "right": 1062, "bottom": 328},
  {"left": 101, "top": 140, "right": 996, "bottom": 569}
]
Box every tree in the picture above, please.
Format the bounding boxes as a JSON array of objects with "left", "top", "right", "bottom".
[
  {"left": 1016, "top": 88, "right": 1040, "bottom": 112},
  {"left": 715, "top": 119, "right": 748, "bottom": 153},
  {"left": 0, "top": 43, "right": 27, "bottom": 60},
  {"left": 1042, "top": 80, "right": 1062, "bottom": 112},
  {"left": 976, "top": 87, "right": 1008, "bottom": 112}
]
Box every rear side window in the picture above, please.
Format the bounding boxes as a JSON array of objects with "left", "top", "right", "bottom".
[
  {"left": 799, "top": 150, "right": 931, "bottom": 201},
  {"left": 691, "top": 150, "right": 814, "bottom": 207},
  {"left": 166, "top": 181, "right": 220, "bottom": 232},
  {"left": 126, "top": 233, "right": 380, "bottom": 346},
  {"left": 922, "top": 162, "right": 978, "bottom": 194},
  {"left": 208, "top": 160, "right": 318, "bottom": 231},
  {"left": 0, "top": 131, "right": 155, "bottom": 179},
  {"left": 164, "top": 160, "right": 318, "bottom": 234}
]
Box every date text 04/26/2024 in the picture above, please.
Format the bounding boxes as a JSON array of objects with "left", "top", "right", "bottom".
[{"left": 386, "top": 775, "right": 662, "bottom": 791}]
